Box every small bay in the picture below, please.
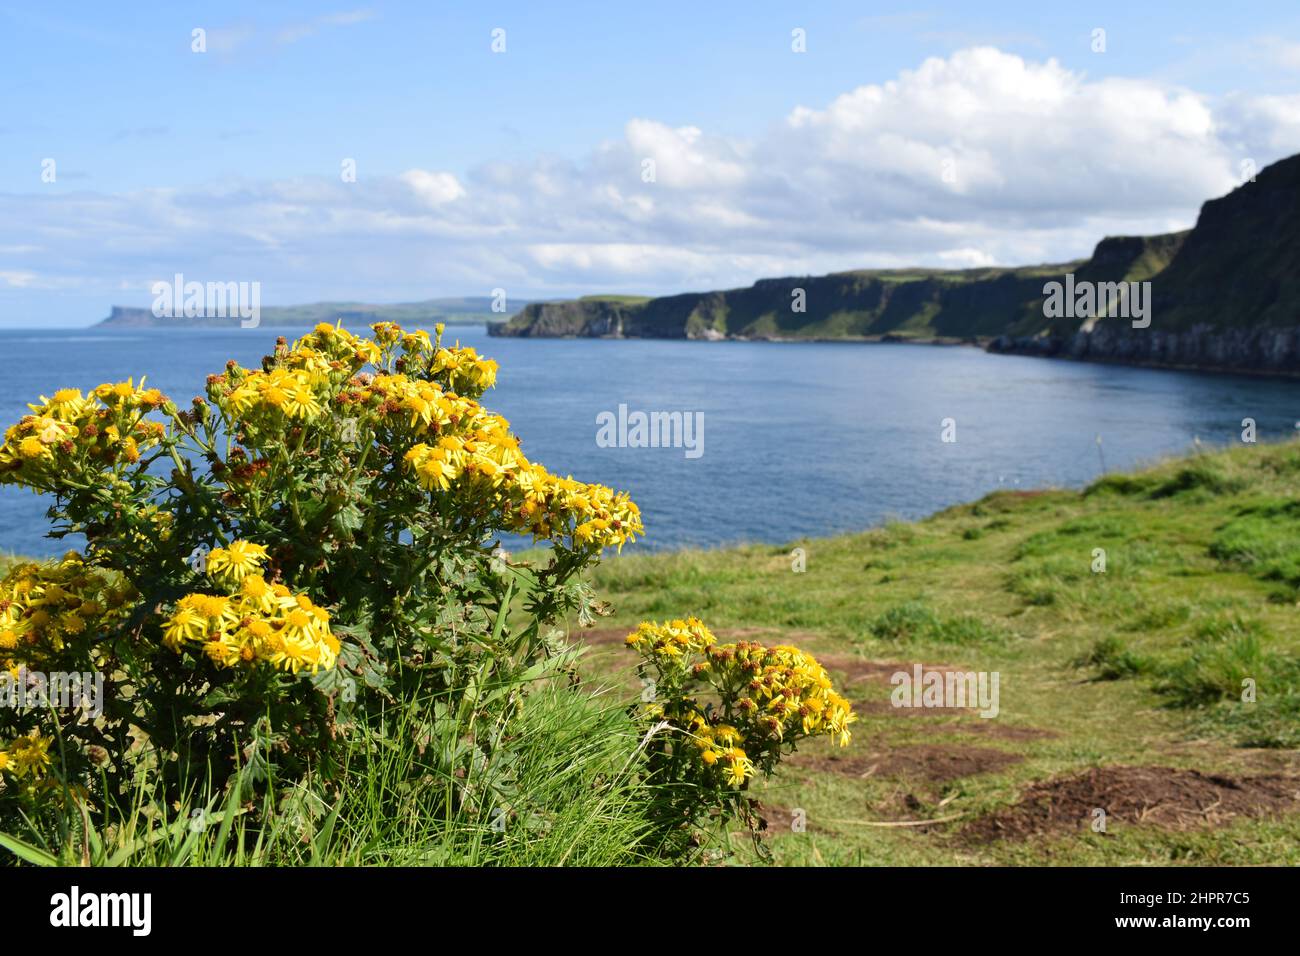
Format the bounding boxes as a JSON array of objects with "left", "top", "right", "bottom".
[{"left": 2, "top": 325, "right": 1296, "bottom": 556}]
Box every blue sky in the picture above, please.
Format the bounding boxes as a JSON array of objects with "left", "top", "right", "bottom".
[{"left": 4, "top": 1, "right": 1300, "bottom": 326}]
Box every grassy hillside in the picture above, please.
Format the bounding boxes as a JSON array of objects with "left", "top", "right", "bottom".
[
  {"left": 491, "top": 232, "right": 1183, "bottom": 342},
  {"left": 574, "top": 440, "right": 1300, "bottom": 864}
]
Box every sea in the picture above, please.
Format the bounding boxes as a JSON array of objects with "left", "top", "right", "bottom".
[{"left": 2, "top": 325, "right": 1298, "bottom": 557}]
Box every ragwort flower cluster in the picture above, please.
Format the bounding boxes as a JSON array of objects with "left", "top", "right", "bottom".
[
  {"left": 203, "top": 321, "right": 642, "bottom": 553},
  {"left": 161, "top": 541, "right": 339, "bottom": 674},
  {"left": 0, "top": 381, "right": 170, "bottom": 491},
  {"left": 0, "top": 552, "right": 135, "bottom": 673},
  {"left": 627, "top": 618, "right": 856, "bottom": 790}
]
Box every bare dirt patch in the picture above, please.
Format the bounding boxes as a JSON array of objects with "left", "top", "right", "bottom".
[
  {"left": 756, "top": 802, "right": 825, "bottom": 834},
  {"left": 957, "top": 721, "right": 1059, "bottom": 742},
  {"left": 964, "top": 766, "right": 1300, "bottom": 843},
  {"left": 794, "top": 744, "right": 1023, "bottom": 784},
  {"left": 816, "top": 654, "right": 962, "bottom": 688},
  {"left": 815, "top": 656, "right": 993, "bottom": 719},
  {"left": 851, "top": 699, "right": 964, "bottom": 718}
]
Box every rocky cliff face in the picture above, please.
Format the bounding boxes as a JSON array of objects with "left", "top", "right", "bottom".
[
  {"left": 489, "top": 238, "right": 1173, "bottom": 344},
  {"left": 991, "top": 153, "right": 1300, "bottom": 374},
  {"left": 492, "top": 152, "right": 1300, "bottom": 375},
  {"left": 990, "top": 324, "right": 1300, "bottom": 375}
]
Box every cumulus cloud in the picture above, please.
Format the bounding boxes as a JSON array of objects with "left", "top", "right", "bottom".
[
  {"left": 622, "top": 120, "right": 749, "bottom": 189},
  {"left": 399, "top": 170, "right": 467, "bottom": 207},
  {"left": 5, "top": 47, "right": 1300, "bottom": 319},
  {"left": 781, "top": 48, "right": 1231, "bottom": 219}
]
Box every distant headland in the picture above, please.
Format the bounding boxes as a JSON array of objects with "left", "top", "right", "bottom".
[{"left": 95, "top": 297, "right": 525, "bottom": 329}]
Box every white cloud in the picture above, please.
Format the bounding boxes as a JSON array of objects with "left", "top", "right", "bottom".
[
  {"left": 1217, "top": 92, "right": 1300, "bottom": 155},
  {"left": 935, "top": 248, "right": 999, "bottom": 268},
  {"left": 6, "top": 47, "right": 1300, "bottom": 320},
  {"left": 1257, "top": 38, "right": 1300, "bottom": 71},
  {"left": 527, "top": 243, "right": 719, "bottom": 277},
  {"left": 622, "top": 120, "right": 749, "bottom": 189},
  {"left": 781, "top": 48, "right": 1231, "bottom": 218},
  {"left": 276, "top": 9, "right": 376, "bottom": 45},
  {"left": 399, "top": 169, "right": 467, "bottom": 207}
]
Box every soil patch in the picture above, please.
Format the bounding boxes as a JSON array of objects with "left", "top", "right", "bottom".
[
  {"left": 756, "top": 802, "right": 825, "bottom": 835},
  {"left": 816, "top": 654, "right": 963, "bottom": 688},
  {"left": 794, "top": 743, "right": 1022, "bottom": 784},
  {"left": 958, "top": 722, "right": 1059, "bottom": 742},
  {"left": 817, "top": 656, "right": 992, "bottom": 720},
  {"left": 850, "top": 699, "right": 967, "bottom": 718},
  {"left": 964, "top": 766, "right": 1300, "bottom": 843}
]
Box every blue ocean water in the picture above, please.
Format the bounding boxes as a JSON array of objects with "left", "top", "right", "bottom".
[{"left": 2, "top": 325, "right": 1298, "bottom": 557}]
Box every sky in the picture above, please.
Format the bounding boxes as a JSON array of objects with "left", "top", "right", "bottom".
[{"left": 3, "top": 1, "right": 1300, "bottom": 326}]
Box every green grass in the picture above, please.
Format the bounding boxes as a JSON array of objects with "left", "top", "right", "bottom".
[
  {"left": 579, "top": 440, "right": 1300, "bottom": 865},
  {"left": 2, "top": 683, "right": 666, "bottom": 867},
  {"left": 863, "top": 600, "right": 1013, "bottom": 646},
  {"left": 578, "top": 294, "right": 653, "bottom": 304},
  {"left": 1074, "top": 636, "right": 1153, "bottom": 680}
]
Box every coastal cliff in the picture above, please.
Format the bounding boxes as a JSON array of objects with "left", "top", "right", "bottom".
[{"left": 492, "top": 153, "right": 1300, "bottom": 376}]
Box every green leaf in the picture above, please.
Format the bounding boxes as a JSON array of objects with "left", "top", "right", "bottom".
[
  {"left": 308, "top": 800, "right": 343, "bottom": 866},
  {"left": 0, "top": 832, "right": 59, "bottom": 867},
  {"left": 331, "top": 503, "right": 364, "bottom": 536}
]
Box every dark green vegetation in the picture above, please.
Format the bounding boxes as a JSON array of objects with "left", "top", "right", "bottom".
[
  {"left": 577, "top": 440, "right": 1300, "bottom": 864},
  {"left": 96, "top": 297, "right": 527, "bottom": 329},
  {"left": 494, "top": 152, "right": 1300, "bottom": 375},
  {"left": 492, "top": 237, "right": 1178, "bottom": 342}
]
